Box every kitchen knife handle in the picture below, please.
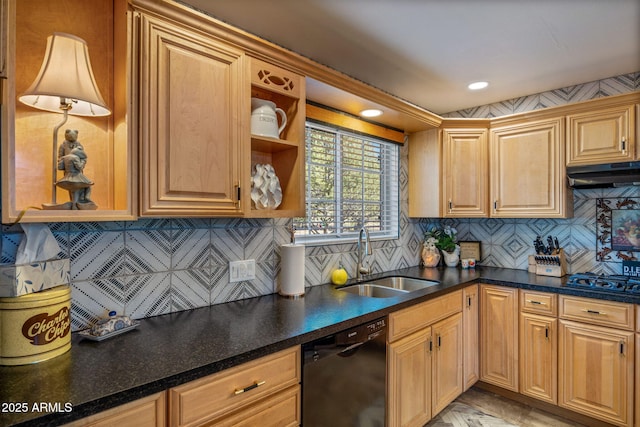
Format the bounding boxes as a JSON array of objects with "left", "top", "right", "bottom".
[{"left": 234, "top": 380, "right": 266, "bottom": 395}]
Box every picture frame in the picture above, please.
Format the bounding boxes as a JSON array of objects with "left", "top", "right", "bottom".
[
  {"left": 596, "top": 197, "right": 639, "bottom": 262},
  {"left": 459, "top": 241, "right": 481, "bottom": 261}
]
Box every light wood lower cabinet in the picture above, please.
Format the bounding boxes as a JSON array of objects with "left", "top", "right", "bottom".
[
  {"left": 480, "top": 284, "right": 518, "bottom": 391},
  {"left": 431, "top": 312, "right": 464, "bottom": 415},
  {"left": 519, "top": 290, "right": 558, "bottom": 405},
  {"left": 558, "top": 295, "right": 634, "bottom": 427},
  {"left": 388, "top": 327, "right": 432, "bottom": 427},
  {"left": 169, "top": 346, "right": 300, "bottom": 427},
  {"left": 387, "top": 291, "right": 463, "bottom": 427},
  {"left": 462, "top": 284, "right": 479, "bottom": 391},
  {"left": 63, "top": 392, "right": 166, "bottom": 427},
  {"left": 519, "top": 313, "right": 557, "bottom": 404}
]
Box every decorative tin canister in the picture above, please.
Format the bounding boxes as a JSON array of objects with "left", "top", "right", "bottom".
[{"left": 0, "top": 285, "right": 71, "bottom": 365}]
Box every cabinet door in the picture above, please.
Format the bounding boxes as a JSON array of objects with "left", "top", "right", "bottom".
[
  {"left": 0, "top": 0, "right": 7, "bottom": 78},
  {"left": 559, "top": 320, "right": 634, "bottom": 427},
  {"left": 463, "top": 285, "right": 479, "bottom": 391},
  {"left": 519, "top": 313, "right": 557, "bottom": 404},
  {"left": 432, "top": 313, "right": 463, "bottom": 416},
  {"left": 138, "top": 14, "right": 244, "bottom": 216},
  {"left": 567, "top": 104, "right": 635, "bottom": 165},
  {"left": 441, "top": 128, "right": 489, "bottom": 217},
  {"left": 490, "top": 118, "right": 570, "bottom": 218},
  {"left": 387, "top": 328, "right": 432, "bottom": 427},
  {"left": 480, "top": 285, "right": 518, "bottom": 391}
]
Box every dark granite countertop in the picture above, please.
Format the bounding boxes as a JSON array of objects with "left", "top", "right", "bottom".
[{"left": 2, "top": 266, "right": 639, "bottom": 426}]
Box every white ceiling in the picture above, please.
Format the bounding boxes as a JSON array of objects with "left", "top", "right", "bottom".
[{"left": 181, "top": 0, "right": 640, "bottom": 115}]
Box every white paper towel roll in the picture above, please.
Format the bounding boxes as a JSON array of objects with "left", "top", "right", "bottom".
[{"left": 279, "top": 244, "right": 305, "bottom": 297}]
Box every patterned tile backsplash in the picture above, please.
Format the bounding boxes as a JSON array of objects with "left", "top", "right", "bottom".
[{"left": 1, "top": 72, "right": 638, "bottom": 330}]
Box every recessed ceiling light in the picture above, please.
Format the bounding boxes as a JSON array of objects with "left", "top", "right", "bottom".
[
  {"left": 468, "top": 81, "right": 489, "bottom": 90},
  {"left": 360, "top": 109, "right": 383, "bottom": 118}
]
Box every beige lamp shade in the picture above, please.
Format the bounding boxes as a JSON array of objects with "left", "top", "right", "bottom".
[{"left": 18, "top": 32, "right": 111, "bottom": 117}]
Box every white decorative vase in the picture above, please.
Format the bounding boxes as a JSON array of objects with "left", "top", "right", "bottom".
[
  {"left": 441, "top": 245, "right": 460, "bottom": 267},
  {"left": 421, "top": 245, "right": 440, "bottom": 268}
]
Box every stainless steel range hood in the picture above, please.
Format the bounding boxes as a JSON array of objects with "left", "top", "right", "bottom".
[{"left": 567, "top": 161, "right": 640, "bottom": 188}]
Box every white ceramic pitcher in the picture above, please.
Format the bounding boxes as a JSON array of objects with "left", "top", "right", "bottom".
[{"left": 251, "top": 98, "right": 287, "bottom": 138}]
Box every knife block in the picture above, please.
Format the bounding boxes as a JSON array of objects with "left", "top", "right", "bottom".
[{"left": 534, "top": 249, "right": 566, "bottom": 277}]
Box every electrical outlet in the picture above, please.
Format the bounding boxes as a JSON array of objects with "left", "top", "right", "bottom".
[{"left": 229, "top": 259, "right": 256, "bottom": 282}]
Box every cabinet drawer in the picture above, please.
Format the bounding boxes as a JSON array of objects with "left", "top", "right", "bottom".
[
  {"left": 559, "top": 296, "right": 634, "bottom": 330},
  {"left": 210, "top": 385, "right": 300, "bottom": 427},
  {"left": 169, "top": 346, "right": 300, "bottom": 427},
  {"left": 63, "top": 392, "right": 166, "bottom": 427},
  {"left": 520, "top": 290, "right": 557, "bottom": 316},
  {"left": 388, "top": 290, "right": 462, "bottom": 342}
]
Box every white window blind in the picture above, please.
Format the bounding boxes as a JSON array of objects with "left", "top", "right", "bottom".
[{"left": 295, "top": 121, "right": 399, "bottom": 244}]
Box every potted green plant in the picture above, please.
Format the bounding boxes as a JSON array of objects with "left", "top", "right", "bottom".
[{"left": 423, "top": 225, "right": 460, "bottom": 267}]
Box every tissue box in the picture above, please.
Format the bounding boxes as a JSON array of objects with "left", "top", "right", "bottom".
[{"left": 0, "top": 259, "right": 70, "bottom": 297}]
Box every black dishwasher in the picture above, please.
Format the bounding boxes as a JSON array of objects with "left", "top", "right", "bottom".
[{"left": 302, "top": 317, "right": 387, "bottom": 427}]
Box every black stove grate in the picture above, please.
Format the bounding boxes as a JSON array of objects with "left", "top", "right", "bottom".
[{"left": 566, "top": 273, "right": 640, "bottom": 294}]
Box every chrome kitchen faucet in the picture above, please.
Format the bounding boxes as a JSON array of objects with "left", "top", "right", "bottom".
[{"left": 356, "top": 226, "right": 373, "bottom": 281}]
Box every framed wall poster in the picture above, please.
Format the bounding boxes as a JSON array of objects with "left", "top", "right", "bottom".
[
  {"left": 459, "top": 241, "right": 481, "bottom": 261},
  {"left": 596, "top": 197, "right": 639, "bottom": 261}
]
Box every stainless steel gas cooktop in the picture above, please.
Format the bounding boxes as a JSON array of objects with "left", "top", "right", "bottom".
[{"left": 566, "top": 273, "right": 640, "bottom": 294}]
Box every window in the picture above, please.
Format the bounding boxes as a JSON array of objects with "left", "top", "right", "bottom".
[{"left": 294, "top": 121, "right": 399, "bottom": 244}]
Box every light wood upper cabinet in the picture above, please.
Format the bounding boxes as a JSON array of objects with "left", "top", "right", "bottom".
[
  {"left": 480, "top": 284, "right": 519, "bottom": 391},
  {"left": 2, "top": 0, "right": 135, "bottom": 223},
  {"left": 490, "top": 117, "right": 572, "bottom": 218},
  {"left": 441, "top": 127, "right": 489, "bottom": 217},
  {"left": 137, "top": 12, "right": 245, "bottom": 217},
  {"left": 246, "top": 57, "right": 305, "bottom": 218},
  {"left": 566, "top": 103, "right": 635, "bottom": 166}
]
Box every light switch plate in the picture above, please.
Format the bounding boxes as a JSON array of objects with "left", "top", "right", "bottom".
[{"left": 229, "top": 259, "right": 256, "bottom": 282}]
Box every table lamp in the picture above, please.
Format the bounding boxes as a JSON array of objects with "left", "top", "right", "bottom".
[{"left": 18, "top": 32, "right": 111, "bottom": 210}]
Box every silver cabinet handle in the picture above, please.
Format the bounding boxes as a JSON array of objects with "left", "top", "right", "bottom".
[{"left": 526, "top": 299, "right": 547, "bottom": 306}]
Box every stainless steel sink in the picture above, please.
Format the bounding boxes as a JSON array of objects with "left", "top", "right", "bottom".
[
  {"left": 338, "top": 276, "right": 440, "bottom": 298},
  {"left": 364, "top": 276, "right": 440, "bottom": 291},
  {"left": 339, "top": 284, "right": 409, "bottom": 298}
]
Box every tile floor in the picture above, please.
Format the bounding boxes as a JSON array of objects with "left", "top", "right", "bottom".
[{"left": 428, "top": 387, "right": 587, "bottom": 427}]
